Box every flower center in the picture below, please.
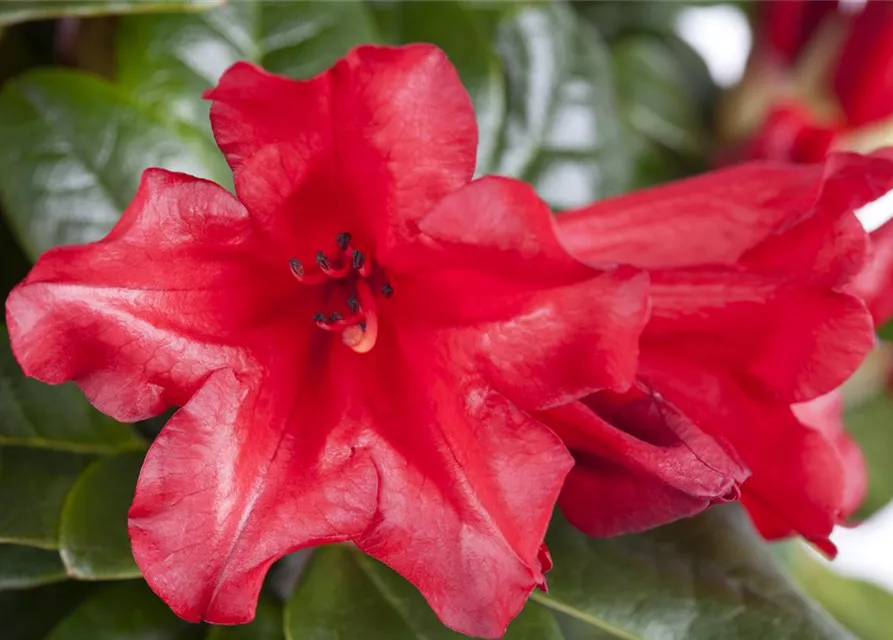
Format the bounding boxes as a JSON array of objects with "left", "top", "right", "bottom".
[{"left": 289, "top": 233, "right": 392, "bottom": 354}]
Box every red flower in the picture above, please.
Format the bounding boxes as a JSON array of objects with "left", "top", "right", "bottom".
[
  {"left": 852, "top": 217, "right": 893, "bottom": 326},
  {"left": 551, "top": 149, "right": 893, "bottom": 553},
  {"left": 741, "top": 0, "right": 893, "bottom": 163},
  {"left": 4, "top": 45, "right": 651, "bottom": 637}
]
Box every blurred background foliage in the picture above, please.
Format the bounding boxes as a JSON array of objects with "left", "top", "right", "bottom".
[{"left": 0, "top": 1, "right": 891, "bottom": 639}]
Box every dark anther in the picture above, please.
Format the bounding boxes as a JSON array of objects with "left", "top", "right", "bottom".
[
  {"left": 347, "top": 296, "right": 360, "bottom": 313},
  {"left": 315, "top": 251, "right": 331, "bottom": 270},
  {"left": 352, "top": 250, "right": 365, "bottom": 270},
  {"left": 381, "top": 283, "right": 394, "bottom": 298},
  {"left": 289, "top": 258, "right": 304, "bottom": 277},
  {"left": 329, "top": 312, "right": 343, "bottom": 322},
  {"left": 313, "top": 313, "right": 326, "bottom": 323},
  {"left": 359, "top": 320, "right": 367, "bottom": 331},
  {"left": 336, "top": 232, "right": 351, "bottom": 251}
]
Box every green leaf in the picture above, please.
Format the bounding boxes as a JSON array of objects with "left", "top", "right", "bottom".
[
  {"left": 492, "top": 3, "right": 631, "bottom": 209},
  {"left": 537, "top": 505, "right": 851, "bottom": 640},
  {"left": 116, "top": 1, "right": 379, "bottom": 137},
  {"left": 45, "top": 580, "right": 201, "bottom": 640},
  {"left": 788, "top": 545, "right": 893, "bottom": 640},
  {"left": 0, "top": 0, "right": 220, "bottom": 26},
  {"left": 0, "top": 69, "right": 230, "bottom": 257},
  {"left": 611, "top": 34, "right": 705, "bottom": 156},
  {"left": 207, "top": 595, "right": 285, "bottom": 640},
  {"left": 0, "top": 447, "right": 92, "bottom": 548},
  {"left": 0, "top": 544, "right": 66, "bottom": 589},
  {"left": 1, "top": 326, "right": 143, "bottom": 453},
  {"left": 0, "top": 580, "right": 98, "bottom": 640},
  {"left": 285, "top": 545, "right": 563, "bottom": 639},
  {"left": 845, "top": 394, "right": 893, "bottom": 519},
  {"left": 59, "top": 452, "right": 143, "bottom": 580}
]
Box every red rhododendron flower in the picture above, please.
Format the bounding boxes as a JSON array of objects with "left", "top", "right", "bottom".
[
  {"left": 853, "top": 217, "right": 893, "bottom": 326},
  {"left": 551, "top": 149, "right": 893, "bottom": 553},
  {"left": 4, "top": 45, "right": 651, "bottom": 637},
  {"left": 741, "top": 0, "right": 893, "bottom": 164}
]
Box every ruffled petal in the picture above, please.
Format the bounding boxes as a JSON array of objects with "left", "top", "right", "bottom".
[
  {"left": 792, "top": 391, "right": 868, "bottom": 521},
  {"left": 641, "top": 347, "right": 848, "bottom": 553},
  {"left": 393, "top": 177, "right": 650, "bottom": 408},
  {"left": 556, "top": 150, "right": 893, "bottom": 290},
  {"left": 852, "top": 219, "right": 893, "bottom": 325},
  {"left": 129, "top": 364, "right": 379, "bottom": 623},
  {"left": 554, "top": 162, "right": 819, "bottom": 268},
  {"left": 645, "top": 268, "right": 874, "bottom": 403},
  {"left": 542, "top": 389, "right": 746, "bottom": 537},
  {"left": 205, "top": 45, "right": 477, "bottom": 264},
  {"left": 352, "top": 327, "right": 573, "bottom": 638},
  {"left": 5, "top": 169, "right": 291, "bottom": 422}
]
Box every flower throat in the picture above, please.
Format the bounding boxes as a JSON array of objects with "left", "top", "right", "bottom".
[{"left": 289, "top": 232, "right": 392, "bottom": 354}]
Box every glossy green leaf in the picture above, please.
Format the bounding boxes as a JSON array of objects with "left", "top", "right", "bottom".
[
  {"left": 59, "top": 452, "right": 143, "bottom": 579},
  {"left": 845, "top": 394, "right": 893, "bottom": 519},
  {"left": 45, "top": 580, "right": 201, "bottom": 640},
  {"left": 0, "top": 69, "right": 230, "bottom": 257},
  {"left": 492, "top": 3, "right": 631, "bottom": 209},
  {"left": 0, "top": 544, "right": 66, "bottom": 589},
  {"left": 0, "top": 580, "right": 98, "bottom": 640},
  {"left": 537, "top": 505, "right": 850, "bottom": 640},
  {"left": 0, "top": 447, "right": 92, "bottom": 548},
  {"left": 0, "top": 0, "right": 219, "bottom": 26},
  {"left": 1, "top": 326, "right": 143, "bottom": 453},
  {"left": 116, "top": 1, "right": 379, "bottom": 137},
  {"left": 207, "top": 595, "right": 285, "bottom": 640},
  {"left": 285, "top": 544, "right": 563, "bottom": 640},
  {"left": 611, "top": 34, "right": 705, "bottom": 156},
  {"left": 788, "top": 545, "right": 893, "bottom": 640}
]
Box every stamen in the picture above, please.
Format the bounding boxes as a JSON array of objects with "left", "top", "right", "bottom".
[
  {"left": 329, "top": 312, "right": 343, "bottom": 322},
  {"left": 316, "top": 251, "right": 331, "bottom": 271},
  {"left": 351, "top": 250, "right": 365, "bottom": 270},
  {"left": 381, "top": 283, "right": 394, "bottom": 298},
  {"left": 336, "top": 232, "right": 351, "bottom": 251},
  {"left": 290, "top": 258, "right": 326, "bottom": 285},
  {"left": 316, "top": 250, "right": 350, "bottom": 278},
  {"left": 313, "top": 313, "right": 326, "bottom": 323},
  {"left": 342, "top": 280, "right": 378, "bottom": 353},
  {"left": 347, "top": 296, "right": 360, "bottom": 313}
]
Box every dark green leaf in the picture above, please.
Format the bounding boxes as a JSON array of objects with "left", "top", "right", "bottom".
[
  {"left": 537, "top": 505, "right": 851, "bottom": 639},
  {"left": 0, "top": 580, "right": 98, "bottom": 640},
  {"left": 0, "top": 0, "right": 220, "bottom": 26},
  {"left": 845, "top": 394, "right": 893, "bottom": 519},
  {"left": 1, "top": 326, "right": 143, "bottom": 453},
  {"left": 285, "top": 545, "right": 563, "bottom": 639},
  {"left": 0, "top": 447, "right": 92, "bottom": 548},
  {"left": 0, "top": 69, "right": 230, "bottom": 257},
  {"left": 0, "top": 544, "right": 66, "bottom": 589},
  {"left": 572, "top": 0, "right": 683, "bottom": 42},
  {"left": 878, "top": 320, "right": 893, "bottom": 341},
  {"left": 116, "top": 1, "right": 379, "bottom": 137},
  {"left": 492, "top": 3, "right": 631, "bottom": 209},
  {"left": 59, "top": 452, "right": 143, "bottom": 579},
  {"left": 788, "top": 545, "right": 893, "bottom": 640},
  {"left": 45, "top": 580, "right": 201, "bottom": 640},
  {"left": 206, "top": 595, "right": 285, "bottom": 640},
  {"left": 611, "top": 34, "right": 705, "bottom": 156}
]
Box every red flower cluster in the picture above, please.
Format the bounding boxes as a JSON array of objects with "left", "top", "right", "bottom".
[{"left": 6, "top": 44, "right": 893, "bottom": 636}]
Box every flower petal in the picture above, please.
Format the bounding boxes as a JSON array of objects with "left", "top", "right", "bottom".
[
  {"left": 543, "top": 388, "right": 745, "bottom": 537},
  {"left": 641, "top": 348, "right": 848, "bottom": 553},
  {"left": 206, "top": 45, "right": 477, "bottom": 263},
  {"left": 5, "top": 169, "right": 290, "bottom": 422},
  {"left": 646, "top": 268, "right": 874, "bottom": 402},
  {"left": 352, "top": 327, "right": 573, "bottom": 638},
  {"left": 554, "top": 162, "right": 819, "bottom": 268},
  {"left": 853, "top": 219, "right": 893, "bottom": 325},
  {"left": 129, "top": 366, "right": 379, "bottom": 624}
]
